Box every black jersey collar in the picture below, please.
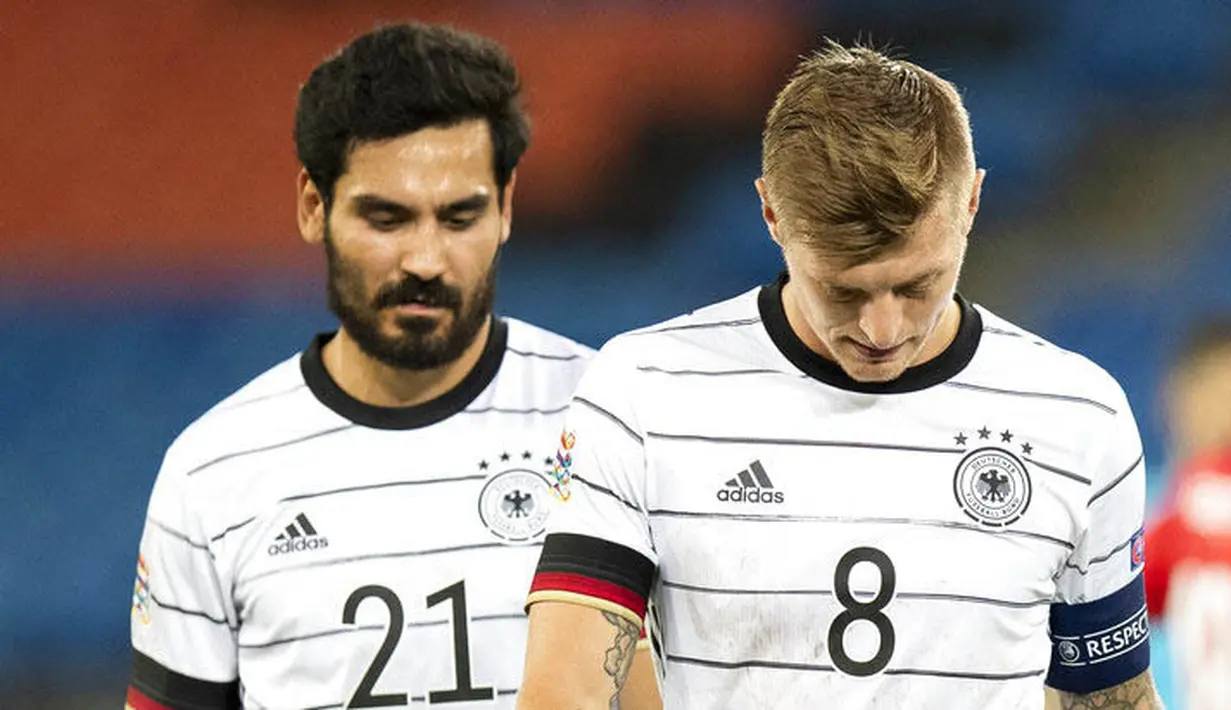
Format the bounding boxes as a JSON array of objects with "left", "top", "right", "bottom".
[
  {"left": 758, "top": 272, "right": 981, "bottom": 394},
  {"left": 300, "top": 318, "right": 508, "bottom": 430}
]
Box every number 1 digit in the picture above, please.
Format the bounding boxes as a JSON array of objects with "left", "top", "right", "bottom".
[{"left": 426, "top": 580, "right": 495, "bottom": 703}]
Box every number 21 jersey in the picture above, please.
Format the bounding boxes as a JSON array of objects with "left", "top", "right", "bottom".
[{"left": 129, "top": 318, "right": 591, "bottom": 710}]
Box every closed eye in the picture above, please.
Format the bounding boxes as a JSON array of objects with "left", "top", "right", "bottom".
[
  {"left": 827, "top": 288, "right": 864, "bottom": 303},
  {"left": 365, "top": 212, "right": 406, "bottom": 231},
  {"left": 894, "top": 285, "right": 930, "bottom": 299},
  {"left": 442, "top": 213, "right": 481, "bottom": 230}
]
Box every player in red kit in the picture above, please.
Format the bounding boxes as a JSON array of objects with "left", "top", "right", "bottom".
[{"left": 1144, "top": 319, "right": 1231, "bottom": 710}]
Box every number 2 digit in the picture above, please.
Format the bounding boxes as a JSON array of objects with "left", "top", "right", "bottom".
[{"left": 343, "top": 585, "right": 408, "bottom": 708}]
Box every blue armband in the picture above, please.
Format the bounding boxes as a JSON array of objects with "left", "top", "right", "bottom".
[{"left": 1046, "top": 575, "right": 1150, "bottom": 693}]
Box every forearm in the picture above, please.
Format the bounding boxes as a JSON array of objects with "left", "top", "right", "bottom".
[
  {"left": 518, "top": 603, "right": 642, "bottom": 710},
  {"left": 1050, "top": 670, "right": 1164, "bottom": 710},
  {"left": 618, "top": 645, "right": 662, "bottom": 710}
]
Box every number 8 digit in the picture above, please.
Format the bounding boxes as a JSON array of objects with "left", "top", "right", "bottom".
[{"left": 827, "top": 546, "right": 897, "bottom": 677}]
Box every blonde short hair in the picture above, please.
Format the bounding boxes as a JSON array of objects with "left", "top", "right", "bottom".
[{"left": 762, "top": 41, "right": 975, "bottom": 265}]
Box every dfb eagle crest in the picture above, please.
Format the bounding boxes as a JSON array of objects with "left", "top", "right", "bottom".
[{"left": 953, "top": 445, "right": 1033, "bottom": 527}]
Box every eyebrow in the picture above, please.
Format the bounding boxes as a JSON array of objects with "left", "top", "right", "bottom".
[
  {"left": 350, "top": 193, "right": 492, "bottom": 219},
  {"left": 895, "top": 268, "right": 945, "bottom": 290},
  {"left": 438, "top": 194, "right": 492, "bottom": 217},
  {"left": 829, "top": 268, "right": 945, "bottom": 295},
  {"left": 353, "top": 195, "right": 412, "bottom": 217}
]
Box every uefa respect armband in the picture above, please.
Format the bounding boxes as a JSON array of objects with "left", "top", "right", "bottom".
[{"left": 1045, "top": 575, "right": 1151, "bottom": 693}]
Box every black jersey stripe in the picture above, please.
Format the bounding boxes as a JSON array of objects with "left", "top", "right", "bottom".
[
  {"left": 212, "top": 476, "right": 491, "bottom": 543},
  {"left": 147, "top": 517, "right": 210, "bottom": 551},
  {"left": 636, "top": 365, "right": 794, "bottom": 378},
  {"left": 573, "top": 473, "right": 643, "bottom": 514},
  {"left": 240, "top": 614, "right": 528, "bottom": 650},
  {"left": 666, "top": 653, "right": 1044, "bottom": 681},
  {"left": 209, "top": 515, "right": 257, "bottom": 543},
  {"left": 883, "top": 667, "right": 1046, "bottom": 680},
  {"left": 462, "top": 403, "right": 570, "bottom": 415},
  {"left": 634, "top": 316, "right": 762, "bottom": 335},
  {"left": 661, "top": 579, "right": 1052, "bottom": 609},
  {"left": 238, "top": 541, "right": 539, "bottom": 587},
  {"left": 131, "top": 649, "right": 241, "bottom": 709},
  {"left": 573, "top": 396, "right": 643, "bottom": 445},
  {"left": 646, "top": 431, "right": 962, "bottom": 455},
  {"left": 209, "top": 383, "right": 309, "bottom": 415},
  {"left": 506, "top": 346, "right": 585, "bottom": 361},
  {"left": 406, "top": 689, "right": 519, "bottom": 703},
  {"left": 667, "top": 653, "right": 833, "bottom": 673},
  {"left": 645, "top": 432, "right": 1083, "bottom": 486},
  {"left": 406, "top": 612, "right": 527, "bottom": 628},
  {"left": 1024, "top": 456, "right": 1092, "bottom": 486},
  {"left": 648, "top": 508, "right": 1074, "bottom": 550},
  {"left": 1059, "top": 529, "right": 1139, "bottom": 576},
  {"left": 1087, "top": 453, "right": 1145, "bottom": 506},
  {"left": 184, "top": 423, "right": 358, "bottom": 477},
  {"left": 279, "top": 474, "right": 488, "bottom": 504},
  {"left": 942, "top": 381, "right": 1117, "bottom": 415},
  {"left": 983, "top": 326, "right": 1025, "bottom": 338},
  {"left": 149, "top": 592, "right": 236, "bottom": 628},
  {"left": 240, "top": 624, "right": 385, "bottom": 650}
]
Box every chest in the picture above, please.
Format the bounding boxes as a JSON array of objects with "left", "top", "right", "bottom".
[
  {"left": 206, "top": 426, "right": 560, "bottom": 701},
  {"left": 639, "top": 384, "right": 1099, "bottom": 660}
]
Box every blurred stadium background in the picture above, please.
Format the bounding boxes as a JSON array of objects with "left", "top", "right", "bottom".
[{"left": 2, "top": 1, "right": 1230, "bottom": 707}]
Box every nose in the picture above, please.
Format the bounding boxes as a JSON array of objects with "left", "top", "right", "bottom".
[
  {"left": 397, "top": 222, "right": 448, "bottom": 281},
  {"left": 858, "top": 293, "right": 905, "bottom": 349}
]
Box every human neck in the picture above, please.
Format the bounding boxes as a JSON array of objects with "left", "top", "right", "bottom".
[{"left": 321, "top": 319, "right": 493, "bottom": 408}]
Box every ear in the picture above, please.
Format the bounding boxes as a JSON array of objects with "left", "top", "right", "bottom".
[
  {"left": 966, "top": 168, "right": 986, "bottom": 226},
  {"left": 755, "top": 177, "right": 784, "bottom": 247},
  {"left": 298, "top": 168, "right": 326, "bottom": 245},
  {"left": 498, "top": 170, "right": 517, "bottom": 244}
]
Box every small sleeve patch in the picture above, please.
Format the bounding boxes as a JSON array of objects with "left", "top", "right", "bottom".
[{"left": 1129, "top": 527, "right": 1145, "bottom": 571}]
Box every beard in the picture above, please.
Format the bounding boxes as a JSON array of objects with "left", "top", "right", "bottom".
[{"left": 324, "top": 228, "right": 497, "bottom": 371}]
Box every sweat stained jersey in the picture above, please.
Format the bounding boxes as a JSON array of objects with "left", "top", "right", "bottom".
[
  {"left": 529, "top": 275, "right": 1150, "bottom": 709},
  {"left": 128, "top": 318, "right": 591, "bottom": 710}
]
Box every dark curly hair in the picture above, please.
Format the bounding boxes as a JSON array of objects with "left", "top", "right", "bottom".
[{"left": 294, "top": 22, "right": 530, "bottom": 208}]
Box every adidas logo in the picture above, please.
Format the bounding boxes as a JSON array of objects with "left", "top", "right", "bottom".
[
  {"left": 267, "top": 513, "right": 329, "bottom": 556},
  {"left": 716, "top": 460, "right": 784, "bottom": 504}
]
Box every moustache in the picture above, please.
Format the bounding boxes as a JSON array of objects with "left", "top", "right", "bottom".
[{"left": 373, "top": 276, "right": 463, "bottom": 312}]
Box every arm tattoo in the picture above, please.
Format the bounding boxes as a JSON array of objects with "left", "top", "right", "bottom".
[
  {"left": 601, "top": 610, "right": 640, "bottom": 710},
  {"left": 1056, "top": 671, "right": 1165, "bottom": 710}
]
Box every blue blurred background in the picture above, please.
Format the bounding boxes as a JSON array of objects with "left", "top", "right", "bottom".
[{"left": 2, "top": 1, "right": 1230, "bottom": 707}]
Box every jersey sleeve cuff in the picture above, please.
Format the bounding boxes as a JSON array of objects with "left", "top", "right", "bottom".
[
  {"left": 129, "top": 649, "right": 240, "bottom": 710},
  {"left": 1046, "top": 575, "right": 1151, "bottom": 694},
  {"left": 527, "top": 532, "right": 655, "bottom": 625}
]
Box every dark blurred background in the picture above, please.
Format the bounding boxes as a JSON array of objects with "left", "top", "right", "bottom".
[{"left": 2, "top": 1, "right": 1230, "bottom": 707}]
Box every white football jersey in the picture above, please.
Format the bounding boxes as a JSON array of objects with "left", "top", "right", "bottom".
[
  {"left": 529, "top": 275, "right": 1150, "bottom": 709},
  {"left": 128, "top": 318, "right": 592, "bottom": 710}
]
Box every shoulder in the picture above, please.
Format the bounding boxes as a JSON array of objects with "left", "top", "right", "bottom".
[
  {"left": 498, "top": 318, "right": 595, "bottom": 395},
  {"left": 596, "top": 288, "right": 763, "bottom": 367},
  {"left": 572, "top": 289, "right": 766, "bottom": 403},
  {"left": 503, "top": 317, "right": 596, "bottom": 362},
  {"left": 969, "top": 305, "right": 1130, "bottom": 416},
  {"left": 157, "top": 351, "right": 320, "bottom": 485}
]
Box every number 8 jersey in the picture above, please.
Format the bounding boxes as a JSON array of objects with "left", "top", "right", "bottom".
[
  {"left": 528, "top": 277, "right": 1151, "bottom": 709},
  {"left": 128, "top": 318, "right": 591, "bottom": 710}
]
